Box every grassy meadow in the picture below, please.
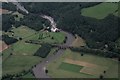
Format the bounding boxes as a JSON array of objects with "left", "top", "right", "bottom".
[
  {"left": 47, "top": 49, "right": 119, "bottom": 78},
  {"left": 2, "top": 25, "right": 65, "bottom": 76},
  {"left": 81, "top": 3, "right": 118, "bottom": 19}
]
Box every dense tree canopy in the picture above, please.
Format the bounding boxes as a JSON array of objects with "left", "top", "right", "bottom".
[
  {"left": 2, "top": 35, "right": 18, "bottom": 45},
  {"left": 34, "top": 44, "right": 52, "bottom": 58},
  {"left": 57, "top": 6, "right": 119, "bottom": 49},
  {"left": 2, "top": 14, "right": 15, "bottom": 32},
  {"left": 20, "top": 13, "right": 50, "bottom": 31},
  {"left": 2, "top": 2, "right": 120, "bottom": 52},
  {"left": 2, "top": 2, "right": 17, "bottom": 11}
]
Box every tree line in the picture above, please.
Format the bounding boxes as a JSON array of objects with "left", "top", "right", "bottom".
[
  {"left": 2, "top": 35, "right": 18, "bottom": 45},
  {"left": 34, "top": 43, "right": 52, "bottom": 58},
  {"left": 70, "top": 47, "right": 120, "bottom": 60}
]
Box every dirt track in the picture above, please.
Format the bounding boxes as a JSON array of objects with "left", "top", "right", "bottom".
[
  {"left": 32, "top": 31, "right": 75, "bottom": 78},
  {"left": 0, "top": 41, "right": 9, "bottom": 52}
]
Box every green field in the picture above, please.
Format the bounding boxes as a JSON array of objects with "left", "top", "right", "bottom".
[
  {"left": 81, "top": 3, "right": 118, "bottom": 19},
  {"left": 3, "top": 26, "right": 65, "bottom": 56},
  {"left": 6, "top": 26, "right": 36, "bottom": 39},
  {"left": 3, "top": 55, "right": 41, "bottom": 75},
  {"left": 2, "top": 26, "right": 65, "bottom": 76},
  {"left": 28, "top": 32, "right": 65, "bottom": 44},
  {"left": 3, "top": 26, "right": 41, "bottom": 56},
  {"left": 59, "top": 62, "right": 83, "bottom": 73},
  {"left": 12, "top": 41, "right": 41, "bottom": 55},
  {"left": 49, "top": 32, "right": 65, "bottom": 43},
  {"left": 47, "top": 49, "right": 119, "bottom": 78},
  {"left": 2, "top": 47, "right": 13, "bottom": 61},
  {"left": 7, "top": 26, "right": 65, "bottom": 44}
]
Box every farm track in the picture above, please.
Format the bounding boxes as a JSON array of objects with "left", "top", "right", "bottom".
[{"left": 32, "top": 31, "right": 75, "bottom": 78}]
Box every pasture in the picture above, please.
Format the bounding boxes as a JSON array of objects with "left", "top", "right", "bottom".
[
  {"left": 59, "top": 62, "right": 83, "bottom": 73},
  {"left": 12, "top": 41, "right": 41, "bottom": 56},
  {"left": 6, "top": 25, "right": 65, "bottom": 44},
  {"left": 3, "top": 26, "right": 41, "bottom": 56},
  {"left": 25, "top": 31, "right": 65, "bottom": 44},
  {"left": 81, "top": 3, "right": 118, "bottom": 19},
  {"left": 6, "top": 26, "right": 36, "bottom": 39},
  {"left": 64, "top": 58, "right": 108, "bottom": 76},
  {"left": 2, "top": 55, "right": 41, "bottom": 75},
  {"left": 2, "top": 25, "right": 65, "bottom": 76},
  {"left": 2, "top": 26, "right": 39, "bottom": 75},
  {"left": 47, "top": 49, "right": 119, "bottom": 78}
]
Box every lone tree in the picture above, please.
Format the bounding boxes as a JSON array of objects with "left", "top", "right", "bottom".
[
  {"left": 99, "top": 75, "right": 103, "bottom": 79},
  {"left": 15, "top": 15, "right": 18, "bottom": 17},
  {"left": 103, "top": 71, "right": 106, "bottom": 74},
  {"left": 39, "top": 32, "right": 43, "bottom": 39},
  {"left": 81, "top": 53, "right": 84, "bottom": 56},
  {"left": 45, "top": 69, "right": 48, "bottom": 74},
  {"left": 65, "top": 36, "right": 67, "bottom": 39},
  {"left": 19, "top": 37, "right": 22, "bottom": 40},
  {"left": 63, "top": 40, "right": 66, "bottom": 43},
  {"left": 10, "top": 53, "right": 13, "bottom": 55},
  {"left": 51, "top": 37, "right": 54, "bottom": 40}
]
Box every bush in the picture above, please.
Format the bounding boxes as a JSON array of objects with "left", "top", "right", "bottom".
[{"left": 19, "top": 37, "right": 23, "bottom": 40}]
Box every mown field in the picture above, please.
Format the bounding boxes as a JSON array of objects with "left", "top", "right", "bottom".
[
  {"left": 2, "top": 56, "right": 41, "bottom": 75},
  {"left": 2, "top": 25, "right": 65, "bottom": 76},
  {"left": 47, "top": 49, "right": 119, "bottom": 78},
  {"left": 81, "top": 3, "right": 118, "bottom": 19},
  {"left": 2, "top": 26, "right": 41, "bottom": 76},
  {"left": 59, "top": 62, "right": 83, "bottom": 73},
  {"left": 5, "top": 26, "right": 36, "bottom": 39},
  {"left": 27, "top": 31, "right": 65, "bottom": 44}
]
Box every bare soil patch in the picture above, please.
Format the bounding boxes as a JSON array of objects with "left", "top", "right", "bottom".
[
  {"left": 0, "top": 41, "right": 9, "bottom": 52},
  {"left": 0, "top": 8, "right": 12, "bottom": 14}
]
